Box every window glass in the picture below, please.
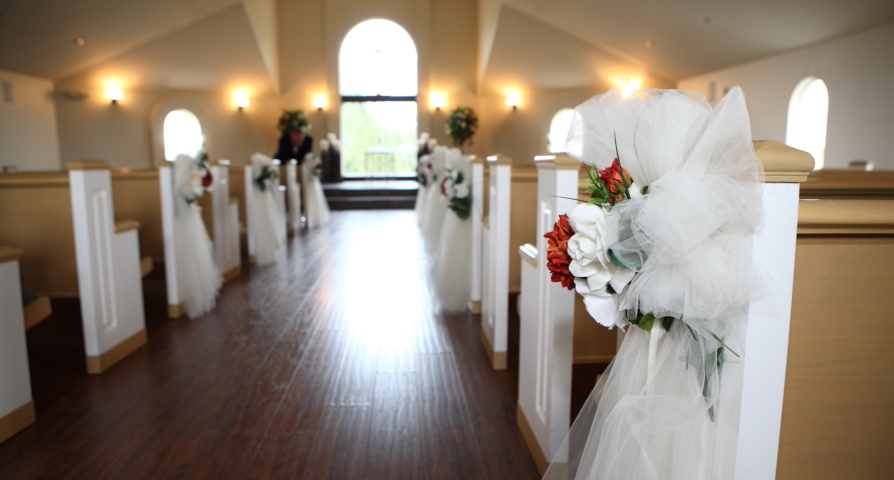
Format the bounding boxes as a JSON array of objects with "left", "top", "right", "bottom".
[
  {"left": 163, "top": 109, "right": 204, "bottom": 161},
  {"left": 339, "top": 19, "right": 417, "bottom": 97},
  {"left": 339, "top": 19, "right": 418, "bottom": 177},
  {"left": 786, "top": 77, "right": 829, "bottom": 170},
  {"left": 548, "top": 108, "right": 575, "bottom": 153}
]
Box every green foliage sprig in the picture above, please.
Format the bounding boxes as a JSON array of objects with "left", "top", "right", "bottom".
[
  {"left": 277, "top": 110, "right": 311, "bottom": 133},
  {"left": 445, "top": 106, "right": 479, "bottom": 147}
]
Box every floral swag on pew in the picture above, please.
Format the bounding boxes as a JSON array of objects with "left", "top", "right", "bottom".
[
  {"left": 541, "top": 86, "right": 764, "bottom": 480},
  {"left": 440, "top": 168, "right": 471, "bottom": 220},
  {"left": 254, "top": 163, "right": 279, "bottom": 192},
  {"left": 182, "top": 153, "right": 213, "bottom": 204}
]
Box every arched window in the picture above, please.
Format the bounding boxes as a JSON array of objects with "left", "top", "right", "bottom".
[
  {"left": 339, "top": 19, "right": 418, "bottom": 178},
  {"left": 786, "top": 77, "right": 829, "bottom": 170},
  {"left": 163, "top": 109, "right": 204, "bottom": 161},
  {"left": 547, "top": 108, "right": 575, "bottom": 153}
]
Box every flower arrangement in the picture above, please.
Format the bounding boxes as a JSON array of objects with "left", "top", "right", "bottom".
[
  {"left": 277, "top": 110, "right": 311, "bottom": 133},
  {"left": 416, "top": 154, "right": 434, "bottom": 187},
  {"left": 545, "top": 138, "right": 739, "bottom": 349},
  {"left": 445, "top": 106, "right": 479, "bottom": 147},
  {"left": 183, "top": 152, "right": 213, "bottom": 204},
  {"left": 439, "top": 168, "right": 471, "bottom": 220},
  {"left": 255, "top": 164, "right": 279, "bottom": 192},
  {"left": 544, "top": 145, "right": 645, "bottom": 330},
  {"left": 308, "top": 154, "right": 322, "bottom": 178}
]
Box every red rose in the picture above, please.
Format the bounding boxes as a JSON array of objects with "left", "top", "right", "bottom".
[
  {"left": 201, "top": 166, "right": 213, "bottom": 188},
  {"left": 598, "top": 158, "right": 633, "bottom": 202},
  {"left": 543, "top": 214, "right": 576, "bottom": 290}
]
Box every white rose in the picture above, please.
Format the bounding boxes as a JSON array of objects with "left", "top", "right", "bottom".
[
  {"left": 188, "top": 167, "right": 204, "bottom": 197},
  {"left": 454, "top": 183, "right": 469, "bottom": 199},
  {"left": 565, "top": 203, "right": 636, "bottom": 328},
  {"left": 575, "top": 279, "right": 628, "bottom": 329}
]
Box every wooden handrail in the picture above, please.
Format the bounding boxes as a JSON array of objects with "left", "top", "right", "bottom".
[
  {"left": 798, "top": 199, "right": 894, "bottom": 234},
  {"left": 0, "top": 246, "right": 23, "bottom": 264}
]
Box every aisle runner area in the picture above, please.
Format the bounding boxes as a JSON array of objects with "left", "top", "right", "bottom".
[{"left": 0, "top": 210, "right": 539, "bottom": 480}]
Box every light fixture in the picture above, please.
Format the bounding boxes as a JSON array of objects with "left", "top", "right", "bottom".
[
  {"left": 504, "top": 90, "right": 521, "bottom": 109},
  {"left": 232, "top": 89, "right": 250, "bottom": 110},
  {"left": 312, "top": 93, "right": 327, "bottom": 110},
  {"left": 104, "top": 82, "right": 124, "bottom": 104},
  {"left": 429, "top": 92, "right": 445, "bottom": 110},
  {"left": 615, "top": 77, "right": 642, "bottom": 98}
]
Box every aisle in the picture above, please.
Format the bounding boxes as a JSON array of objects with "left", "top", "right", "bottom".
[{"left": 0, "top": 210, "right": 539, "bottom": 480}]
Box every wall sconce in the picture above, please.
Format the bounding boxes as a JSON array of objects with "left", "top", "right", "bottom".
[
  {"left": 615, "top": 77, "right": 642, "bottom": 98},
  {"left": 504, "top": 90, "right": 521, "bottom": 109},
  {"left": 429, "top": 92, "right": 445, "bottom": 110},
  {"left": 312, "top": 93, "right": 327, "bottom": 110},
  {"left": 105, "top": 86, "right": 123, "bottom": 105},
  {"left": 232, "top": 89, "right": 250, "bottom": 110}
]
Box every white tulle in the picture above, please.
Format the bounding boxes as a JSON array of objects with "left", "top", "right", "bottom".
[
  {"left": 173, "top": 155, "right": 222, "bottom": 318},
  {"left": 250, "top": 153, "right": 283, "bottom": 266},
  {"left": 419, "top": 146, "right": 449, "bottom": 254},
  {"left": 544, "top": 87, "right": 763, "bottom": 480},
  {"left": 430, "top": 150, "right": 472, "bottom": 311},
  {"left": 301, "top": 154, "right": 330, "bottom": 228},
  {"left": 545, "top": 321, "right": 730, "bottom": 480},
  {"left": 414, "top": 184, "right": 428, "bottom": 222},
  {"left": 415, "top": 153, "right": 434, "bottom": 224}
]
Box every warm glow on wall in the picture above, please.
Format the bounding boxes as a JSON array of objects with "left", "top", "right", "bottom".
[
  {"left": 104, "top": 81, "right": 124, "bottom": 104},
  {"left": 429, "top": 91, "right": 445, "bottom": 110},
  {"left": 615, "top": 77, "right": 642, "bottom": 98},
  {"left": 232, "top": 89, "right": 251, "bottom": 109},
  {"left": 312, "top": 93, "right": 327, "bottom": 110},
  {"left": 504, "top": 89, "right": 521, "bottom": 109}
]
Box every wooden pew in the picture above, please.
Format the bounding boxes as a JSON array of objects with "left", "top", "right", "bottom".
[
  {"left": 0, "top": 161, "right": 148, "bottom": 374},
  {"left": 516, "top": 141, "right": 816, "bottom": 476},
  {"left": 209, "top": 160, "right": 242, "bottom": 281},
  {"left": 775, "top": 198, "right": 894, "bottom": 479},
  {"left": 516, "top": 153, "right": 618, "bottom": 473},
  {"left": 110, "top": 168, "right": 166, "bottom": 267},
  {"left": 112, "top": 165, "right": 240, "bottom": 317},
  {"left": 469, "top": 156, "right": 486, "bottom": 314},
  {"left": 0, "top": 170, "right": 84, "bottom": 298},
  {"left": 800, "top": 168, "right": 894, "bottom": 199},
  {"left": 479, "top": 155, "right": 538, "bottom": 370},
  {"left": 243, "top": 160, "right": 286, "bottom": 264},
  {"left": 0, "top": 247, "right": 35, "bottom": 444},
  {"left": 285, "top": 159, "right": 302, "bottom": 233}
]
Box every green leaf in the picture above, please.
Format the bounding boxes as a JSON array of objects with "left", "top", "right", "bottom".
[{"left": 632, "top": 312, "right": 655, "bottom": 331}]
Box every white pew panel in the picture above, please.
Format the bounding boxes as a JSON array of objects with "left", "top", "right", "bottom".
[{"left": 0, "top": 247, "right": 35, "bottom": 444}]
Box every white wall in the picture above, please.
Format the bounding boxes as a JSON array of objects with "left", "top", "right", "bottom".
[
  {"left": 679, "top": 22, "right": 894, "bottom": 170},
  {"left": 53, "top": 83, "right": 278, "bottom": 168},
  {"left": 0, "top": 70, "right": 61, "bottom": 171}
]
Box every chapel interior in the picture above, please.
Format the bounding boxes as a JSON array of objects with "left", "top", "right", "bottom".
[{"left": 1, "top": 1, "right": 893, "bottom": 479}]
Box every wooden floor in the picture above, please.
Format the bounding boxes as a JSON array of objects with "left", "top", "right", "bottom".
[{"left": 0, "top": 210, "right": 542, "bottom": 479}]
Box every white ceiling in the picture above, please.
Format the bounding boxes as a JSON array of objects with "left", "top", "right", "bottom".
[
  {"left": 1, "top": 0, "right": 893, "bottom": 91},
  {"left": 57, "top": 4, "right": 274, "bottom": 93},
  {"left": 0, "top": 0, "right": 242, "bottom": 80},
  {"left": 503, "top": 0, "right": 894, "bottom": 81}
]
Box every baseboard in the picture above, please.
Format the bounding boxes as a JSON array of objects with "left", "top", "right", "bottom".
[
  {"left": 85, "top": 329, "right": 147, "bottom": 374},
  {"left": 479, "top": 324, "right": 507, "bottom": 370},
  {"left": 167, "top": 302, "right": 185, "bottom": 319},
  {"left": 0, "top": 401, "right": 35, "bottom": 444},
  {"left": 23, "top": 295, "right": 52, "bottom": 330},
  {"left": 140, "top": 256, "right": 153, "bottom": 278},
  {"left": 469, "top": 300, "right": 481, "bottom": 315},
  {"left": 222, "top": 265, "right": 241, "bottom": 283},
  {"left": 516, "top": 403, "right": 549, "bottom": 475}
]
